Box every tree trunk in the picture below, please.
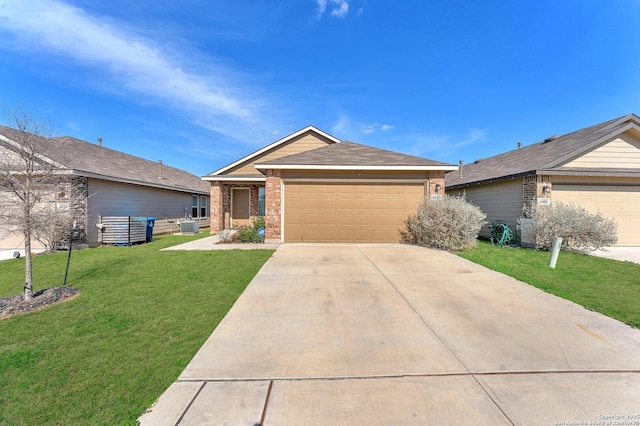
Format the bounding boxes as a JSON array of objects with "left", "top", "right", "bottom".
[
  {"left": 23, "top": 189, "right": 33, "bottom": 301},
  {"left": 24, "top": 230, "right": 33, "bottom": 300}
]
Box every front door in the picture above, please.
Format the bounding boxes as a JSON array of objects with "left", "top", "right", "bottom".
[{"left": 231, "top": 188, "right": 250, "bottom": 228}]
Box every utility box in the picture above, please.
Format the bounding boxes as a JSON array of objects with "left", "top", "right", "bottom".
[
  {"left": 179, "top": 221, "right": 199, "bottom": 234},
  {"left": 520, "top": 218, "right": 535, "bottom": 248}
]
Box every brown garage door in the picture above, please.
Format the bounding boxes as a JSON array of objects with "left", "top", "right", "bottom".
[
  {"left": 283, "top": 181, "right": 426, "bottom": 243},
  {"left": 553, "top": 184, "right": 640, "bottom": 246}
]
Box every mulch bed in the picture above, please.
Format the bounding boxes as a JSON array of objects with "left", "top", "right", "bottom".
[{"left": 0, "top": 286, "right": 79, "bottom": 320}]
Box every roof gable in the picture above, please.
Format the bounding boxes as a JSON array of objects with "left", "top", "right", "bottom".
[
  {"left": 446, "top": 113, "right": 640, "bottom": 188},
  {"left": 255, "top": 141, "right": 457, "bottom": 171},
  {"left": 207, "top": 126, "right": 340, "bottom": 177},
  {"left": 560, "top": 131, "right": 640, "bottom": 169}
]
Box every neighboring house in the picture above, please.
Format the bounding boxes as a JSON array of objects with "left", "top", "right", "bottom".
[
  {"left": 203, "top": 125, "right": 457, "bottom": 243},
  {"left": 446, "top": 114, "right": 640, "bottom": 246},
  {"left": 0, "top": 126, "right": 209, "bottom": 249}
]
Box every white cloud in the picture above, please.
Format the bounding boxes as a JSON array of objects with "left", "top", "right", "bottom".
[
  {"left": 315, "top": 0, "right": 350, "bottom": 19},
  {"left": 453, "top": 128, "right": 486, "bottom": 148},
  {"left": 405, "top": 128, "right": 486, "bottom": 160},
  {"left": 0, "top": 0, "right": 273, "bottom": 142},
  {"left": 331, "top": 114, "right": 352, "bottom": 136},
  {"left": 330, "top": 0, "right": 349, "bottom": 18},
  {"left": 315, "top": 0, "right": 328, "bottom": 16},
  {"left": 362, "top": 122, "right": 395, "bottom": 134}
]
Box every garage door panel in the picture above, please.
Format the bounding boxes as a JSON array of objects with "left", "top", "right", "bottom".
[
  {"left": 284, "top": 182, "right": 426, "bottom": 243},
  {"left": 553, "top": 185, "right": 640, "bottom": 246}
]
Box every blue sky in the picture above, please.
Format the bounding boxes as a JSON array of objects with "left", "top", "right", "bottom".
[{"left": 1, "top": 0, "right": 639, "bottom": 176}]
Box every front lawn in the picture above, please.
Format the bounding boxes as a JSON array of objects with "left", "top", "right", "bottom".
[
  {"left": 458, "top": 241, "right": 640, "bottom": 328},
  {"left": 0, "top": 234, "right": 274, "bottom": 425}
]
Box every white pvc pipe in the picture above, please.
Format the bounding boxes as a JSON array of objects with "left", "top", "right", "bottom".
[{"left": 548, "top": 237, "right": 563, "bottom": 268}]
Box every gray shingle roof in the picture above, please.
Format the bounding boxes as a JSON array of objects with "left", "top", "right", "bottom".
[
  {"left": 446, "top": 114, "right": 640, "bottom": 188},
  {"left": 0, "top": 126, "right": 209, "bottom": 194},
  {"left": 255, "top": 141, "right": 456, "bottom": 169}
]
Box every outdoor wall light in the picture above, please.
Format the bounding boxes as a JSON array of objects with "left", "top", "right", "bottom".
[
  {"left": 542, "top": 185, "right": 551, "bottom": 193},
  {"left": 435, "top": 183, "right": 442, "bottom": 193}
]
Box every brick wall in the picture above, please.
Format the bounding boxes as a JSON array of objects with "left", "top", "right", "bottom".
[
  {"left": 522, "top": 174, "right": 551, "bottom": 214},
  {"left": 249, "top": 186, "right": 259, "bottom": 218},
  {"left": 70, "top": 177, "right": 89, "bottom": 243},
  {"left": 428, "top": 171, "right": 446, "bottom": 197},
  {"left": 210, "top": 182, "right": 223, "bottom": 232},
  {"left": 264, "top": 169, "right": 281, "bottom": 241}
]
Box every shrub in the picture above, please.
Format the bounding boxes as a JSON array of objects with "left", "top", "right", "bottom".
[
  {"left": 399, "top": 195, "right": 487, "bottom": 251},
  {"left": 252, "top": 216, "right": 265, "bottom": 230},
  {"left": 32, "top": 210, "right": 75, "bottom": 252},
  {"left": 526, "top": 202, "right": 617, "bottom": 252},
  {"left": 217, "top": 229, "right": 237, "bottom": 243},
  {"left": 237, "top": 218, "right": 265, "bottom": 243},
  {"left": 238, "top": 227, "right": 263, "bottom": 243}
]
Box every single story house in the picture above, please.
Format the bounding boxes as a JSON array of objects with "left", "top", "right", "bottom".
[
  {"left": 446, "top": 113, "right": 640, "bottom": 246},
  {"left": 203, "top": 126, "right": 457, "bottom": 243},
  {"left": 0, "top": 125, "right": 209, "bottom": 249}
]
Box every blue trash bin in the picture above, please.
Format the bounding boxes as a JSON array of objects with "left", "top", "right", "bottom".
[{"left": 146, "top": 217, "right": 155, "bottom": 242}]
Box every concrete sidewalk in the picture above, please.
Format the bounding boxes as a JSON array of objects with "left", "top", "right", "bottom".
[
  {"left": 140, "top": 244, "right": 640, "bottom": 425},
  {"left": 590, "top": 246, "right": 640, "bottom": 264},
  {"left": 161, "top": 234, "right": 280, "bottom": 251}
]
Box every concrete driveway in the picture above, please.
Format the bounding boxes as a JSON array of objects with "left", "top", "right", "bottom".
[{"left": 140, "top": 244, "right": 640, "bottom": 425}]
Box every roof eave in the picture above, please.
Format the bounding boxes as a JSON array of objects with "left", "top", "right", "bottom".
[
  {"left": 202, "top": 175, "right": 266, "bottom": 182},
  {"left": 255, "top": 164, "right": 458, "bottom": 171},
  {"left": 446, "top": 171, "right": 535, "bottom": 190},
  {"left": 537, "top": 168, "right": 640, "bottom": 178},
  {"left": 71, "top": 170, "right": 209, "bottom": 195}
]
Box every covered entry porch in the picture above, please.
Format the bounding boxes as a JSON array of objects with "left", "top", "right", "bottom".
[{"left": 209, "top": 180, "right": 265, "bottom": 230}]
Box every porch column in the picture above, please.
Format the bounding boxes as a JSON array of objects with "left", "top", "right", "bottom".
[
  {"left": 210, "top": 182, "right": 223, "bottom": 232},
  {"left": 265, "top": 169, "right": 282, "bottom": 242}
]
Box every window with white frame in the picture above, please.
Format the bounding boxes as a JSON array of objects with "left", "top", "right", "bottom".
[
  {"left": 190, "top": 195, "right": 208, "bottom": 218},
  {"left": 191, "top": 195, "right": 199, "bottom": 218},
  {"left": 200, "top": 196, "right": 207, "bottom": 218}
]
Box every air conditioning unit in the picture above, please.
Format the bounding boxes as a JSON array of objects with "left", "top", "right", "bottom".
[{"left": 179, "top": 221, "right": 199, "bottom": 234}]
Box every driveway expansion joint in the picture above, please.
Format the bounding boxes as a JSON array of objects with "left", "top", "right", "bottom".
[{"left": 176, "top": 369, "right": 640, "bottom": 384}]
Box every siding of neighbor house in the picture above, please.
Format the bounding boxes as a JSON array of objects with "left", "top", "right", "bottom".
[
  {"left": 552, "top": 176, "right": 640, "bottom": 246},
  {"left": 87, "top": 179, "right": 206, "bottom": 245},
  {"left": 226, "top": 133, "right": 334, "bottom": 176},
  {"left": 449, "top": 179, "right": 522, "bottom": 239},
  {"left": 0, "top": 232, "right": 45, "bottom": 250},
  {"left": 563, "top": 133, "right": 640, "bottom": 168}
]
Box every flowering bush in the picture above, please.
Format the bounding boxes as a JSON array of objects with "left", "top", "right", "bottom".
[
  {"left": 400, "top": 195, "right": 487, "bottom": 251},
  {"left": 524, "top": 202, "right": 617, "bottom": 251}
]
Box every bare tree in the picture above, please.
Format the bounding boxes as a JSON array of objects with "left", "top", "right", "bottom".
[{"left": 0, "top": 107, "right": 67, "bottom": 300}]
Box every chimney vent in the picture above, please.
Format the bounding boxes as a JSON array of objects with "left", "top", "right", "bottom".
[
  {"left": 97, "top": 137, "right": 102, "bottom": 147},
  {"left": 158, "top": 160, "right": 163, "bottom": 179},
  {"left": 459, "top": 160, "right": 463, "bottom": 179}
]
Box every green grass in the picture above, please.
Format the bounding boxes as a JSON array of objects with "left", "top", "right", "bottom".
[
  {"left": 458, "top": 240, "right": 640, "bottom": 328},
  {"left": 0, "top": 234, "right": 274, "bottom": 425}
]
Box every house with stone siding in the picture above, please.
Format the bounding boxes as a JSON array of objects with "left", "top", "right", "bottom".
[
  {"left": 446, "top": 113, "right": 640, "bottom": 246},
  {"left": 0, "top": 125, "right": 209, "bottom": 250},
  {"left": 203, "top": 126, "right": 457, "bottom": 243}
]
